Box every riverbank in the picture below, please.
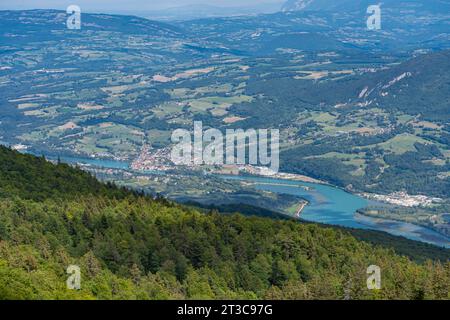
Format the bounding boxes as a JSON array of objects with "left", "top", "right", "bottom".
[
  {"left": 357, "top": 208, "right": 450, "bottom": 240},
  {"left": 223, "top": 175, "right": 450, "bottom": 248},
  {"left": 209, "top": 162, "right": 326, "bottom": 185},
  {"left": 295, "top": 201, "right": 309, "bottom": 218},
  {"left": 359, "top": 191, "right": 443, "bottom": 207},
  {"left": 15, "top": 150, "right": 449, "bottom": 248}
]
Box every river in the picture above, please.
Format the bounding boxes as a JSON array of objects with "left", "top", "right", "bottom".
[
  {"left": 223, "top": 175, "right": 450, "bottom": 248},
  {"left": 48, "top": 155, "right": 450, "bottom": 248}
]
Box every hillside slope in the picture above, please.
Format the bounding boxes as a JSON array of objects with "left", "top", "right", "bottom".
[
  {"left": 0, "top": 147, "right": 449, "bottom": 300},
  {"left": 279, "top": 50, "right": 450, "bottom": 122}
]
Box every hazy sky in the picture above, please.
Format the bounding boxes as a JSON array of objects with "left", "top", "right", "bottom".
[{"left": 0, "top": 0, "right": 285, "bottom": 11}]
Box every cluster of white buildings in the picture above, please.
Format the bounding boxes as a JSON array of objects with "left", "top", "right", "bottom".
[{"left": 368, "top": 191, "right": 442, "bottom": 207}]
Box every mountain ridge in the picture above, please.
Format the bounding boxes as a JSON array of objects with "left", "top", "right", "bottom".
[{"left": 282, "top": 0, "right": 450, "bottom": 12}]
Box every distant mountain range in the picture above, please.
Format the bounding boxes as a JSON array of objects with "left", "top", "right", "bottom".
[
  {"left": 142, "top": 3, "right": 282, "bottom": 21},
  {"left": 92, "top": 3, "right": 283, "bottom": 21},
  {"left": 282, "top": 0, "right": 450, "bottom": 13},
  {"left": 178, "top": 2, "right": 450, "bottom": 54},
  {"left": 0, "top": 9, "right": 184, "bottom": 45}
]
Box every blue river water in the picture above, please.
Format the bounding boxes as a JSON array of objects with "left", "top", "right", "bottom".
[
  {"left": 223, "top": 176, "right": 450, "bottom": 248},
  {"left": 56, "top": 156, "right": 130, "bottom": 170},
  {"left": 47, "top": 155, "right": 450, "bottom": 248}
]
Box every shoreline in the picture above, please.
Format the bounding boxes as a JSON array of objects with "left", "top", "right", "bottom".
[
  {"left": 17, "top": 151, "right": 450, "bottom": 247},
  {"left": 295, "top": 200, "right": 309, "bottom": 218},
  {"left": 358, "top": 191, "right": 443, "bottom": 208},
  {"left": 357, "top": 210, "right": 450, "bottom": 241},
  {"left": 222, "top": 173, "right": 450, "bottom": 248}
]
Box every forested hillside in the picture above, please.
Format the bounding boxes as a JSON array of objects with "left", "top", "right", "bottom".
[
  {"left": 0, "top": 147, "right": 448, "bottom": 300},
  {"left": 0, "top": 146, "right": 132, "bottom": 201}
]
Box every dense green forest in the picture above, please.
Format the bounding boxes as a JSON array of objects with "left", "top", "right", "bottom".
[{"left": 0, "top": 146, "right": 448, "bottom": 300}]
